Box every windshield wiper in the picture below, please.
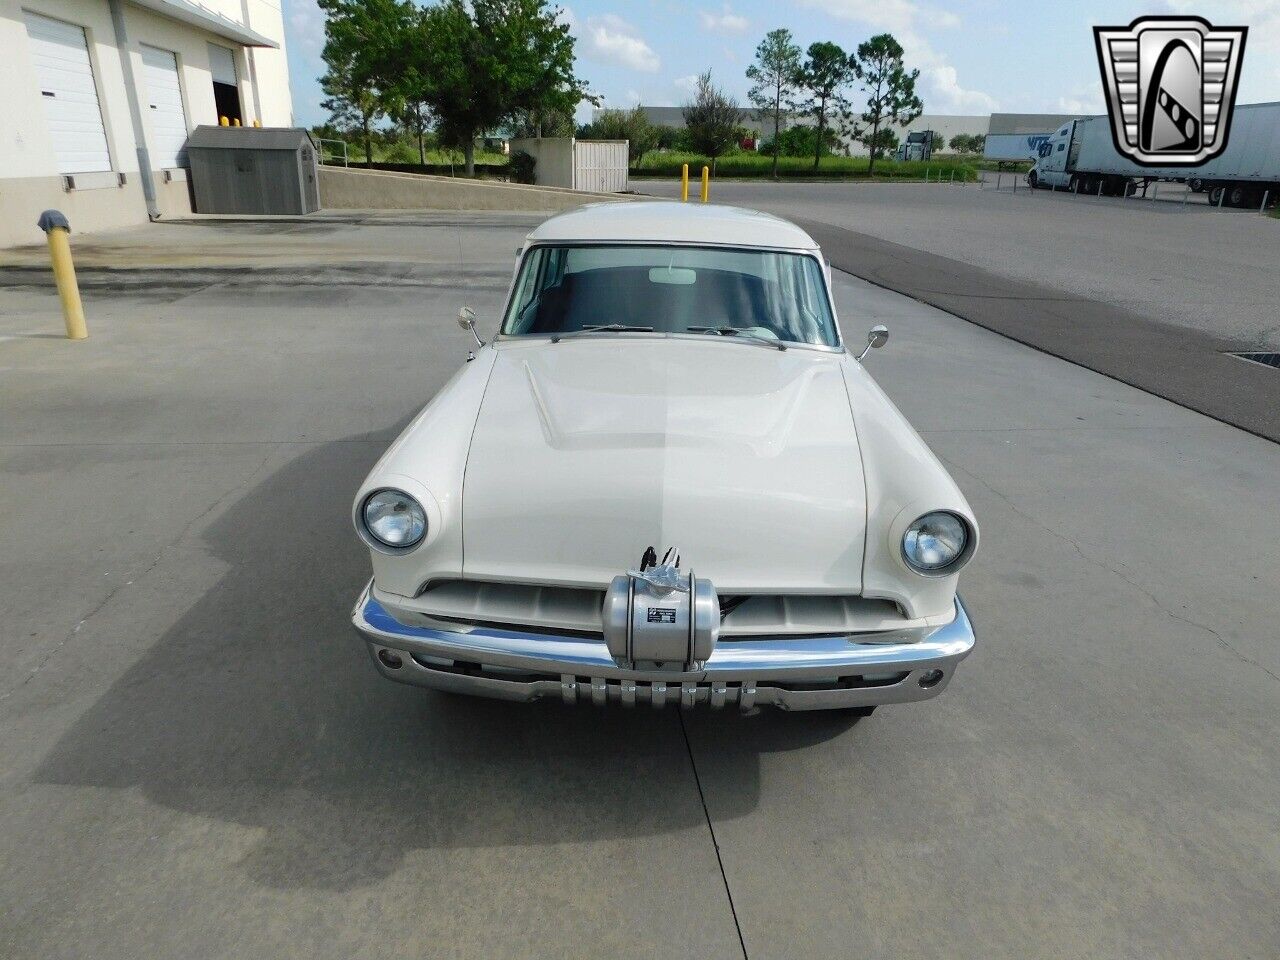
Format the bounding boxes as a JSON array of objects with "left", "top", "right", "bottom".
[
  {"left": 686, "top": 326, "right": 787, "bottom": 351},
  {"left": 550, "top": 323, "right": 654, "bottom": 343}
]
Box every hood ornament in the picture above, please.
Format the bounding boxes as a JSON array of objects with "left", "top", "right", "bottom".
[
  {"left": 603, "top": 546, "right": 720, "bottom": 671},
  {"left": 630, "top": 545, "right": 688, "bottom": 593}
]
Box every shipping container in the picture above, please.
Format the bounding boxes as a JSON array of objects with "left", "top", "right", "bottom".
[{"left": 1029, "top": 102, "right": 1280, "bottom": 206}]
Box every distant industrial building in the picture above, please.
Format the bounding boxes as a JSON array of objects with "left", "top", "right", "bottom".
[
  {"left": 1, "top": 0, "right": 294, "bottom": 247},
  {"left": 630, "top": 106, "right": 783, "bottom": 141},
  {"left": 612, "top": 107, "right": 1074, "bottom": 157},
  {"left": 988, "top": 113, "right": 1075, "bottom": 135}
]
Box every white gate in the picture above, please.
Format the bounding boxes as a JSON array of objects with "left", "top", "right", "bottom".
[
  {"left": 573, "top": 140, "right": 628, "bottom": 193},
  {"left": 23, "top": 11, "right": 112, "bottom": 173}
]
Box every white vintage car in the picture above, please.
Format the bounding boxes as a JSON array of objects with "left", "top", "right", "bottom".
[{"left": 351, "top": 202, "right": 977, "bottom": 714}]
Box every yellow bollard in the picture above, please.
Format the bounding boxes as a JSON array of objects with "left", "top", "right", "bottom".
[
  {"left": 219, "top": 115, "right": 229, "bottom": 126},
  {"left": 37, "top": 210, "right": 87, "bottom": 340},
  {"left": 700, "top": 166, "right": 710, "bottom": 202},
  {"left": 232, "top": 117, "right": 241, "bottom": 126},
  {"left": 680, "top": 163, "right": 689, "bottom": 202},
  {"left": 252, "top": 119, "right": 261, "bottom": 128}
]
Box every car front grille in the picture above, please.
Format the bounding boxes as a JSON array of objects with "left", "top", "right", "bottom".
[{"left": 404, "top": 579, "right": 917, "bottom": 639}]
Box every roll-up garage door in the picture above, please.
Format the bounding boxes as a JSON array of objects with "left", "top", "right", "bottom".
[
  {"left": 140, "top": 45, "right": 189, "bottom": 168},
  {"left": 207, "top": 43, "right": 237, "bottom": 86},
  {"left": 207, "top": 43, "right": 242, "bottom": 125},
  {"left": 23, "top": 11, "right": 112, "bottom": 173}
]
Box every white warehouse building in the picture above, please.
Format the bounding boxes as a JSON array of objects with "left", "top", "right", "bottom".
[{"left": 1, "top": 0, "right": 293, "bottom": 247}]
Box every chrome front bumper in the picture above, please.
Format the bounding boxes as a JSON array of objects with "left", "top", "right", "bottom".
[{"left": 351, "top": 582, "right": 975, "bottom": 711}]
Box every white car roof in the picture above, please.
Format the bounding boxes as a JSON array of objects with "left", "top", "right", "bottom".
[{"left": 527, "top": 201, "right": 821, "bottom": 251}]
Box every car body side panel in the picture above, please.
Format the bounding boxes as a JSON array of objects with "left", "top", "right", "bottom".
[
  {"left": 352, "top": 350, "right": 497, "bottom": 598},
  {"left": 840, "top": 356, "right": 977, "bottom": 621}
]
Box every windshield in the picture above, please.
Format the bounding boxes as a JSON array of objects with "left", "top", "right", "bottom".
[{"left": 501, "top": 244, "right": 840, "bottom": 347}]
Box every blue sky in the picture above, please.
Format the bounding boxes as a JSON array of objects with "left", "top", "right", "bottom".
[{"left": 282, "top": 0, "right": 1280, "bottom": 128}]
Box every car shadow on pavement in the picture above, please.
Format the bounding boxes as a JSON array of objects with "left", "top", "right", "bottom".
[{"left": 33, "top": 432, "right": 851, "bottom": 891}]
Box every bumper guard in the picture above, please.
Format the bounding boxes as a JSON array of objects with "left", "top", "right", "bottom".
[{"left": 351, "top": 582, "right": 975, "bottom": 711}]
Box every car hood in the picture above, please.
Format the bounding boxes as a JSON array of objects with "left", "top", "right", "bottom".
[{"left": 462, "top": 338, "right": 866, "bottom": 593}]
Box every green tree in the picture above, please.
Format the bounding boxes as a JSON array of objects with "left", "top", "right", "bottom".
[
  {"left": 930, "top": 130, "right": 944, "bottom": 153},
  {"left": 510, "top": 107, "right": 576, "bottom": 139},
  {"left": 795, "top": 42, "right": 857, "bottom": 171},
  {"left": 866, "top": 127, "right": 898, "bottom": 161},
  {"left": 653, "top": 125, "right": 681, "bottom": 150},
  {"left": 746, "top": 28, "right": 803, "bottom": 179},
  {"left": 317, "top": 0, "right": 413, "bottom": 164},
  {"left": 759, "top": 125, "right": 838, "bottom": 158},
  {"left": 682, "top": 71, "right": 741, "bottom": 174},
  {"left": 581, "top": 107, "right": 659, "bottom": 164},
  {"left": 851, "top": 33, "right": 922, "bottom": 174},
  {"left": 417, "top": 0, "right": 592, "bottom": 176},
  {"left": 395, "top": 100, "right": 433, "bottom": 163},
  {"left": 948, "top": 133, "right": 970, "bottom": 152}
]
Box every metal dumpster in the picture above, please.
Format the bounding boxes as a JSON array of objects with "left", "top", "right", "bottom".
[{"left": 187, "top": 126, "right": 320, "bottom": 215}]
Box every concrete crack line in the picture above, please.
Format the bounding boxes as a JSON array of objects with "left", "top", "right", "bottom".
[
  {"left": 0, "top": 444, "right": 283, "bottom": 701},
  {"left": 940, "top": 454, "right": 1280, "bottom": 685},
  {"left": 678, "top": 711, "right": 749, "bottom": 960}
]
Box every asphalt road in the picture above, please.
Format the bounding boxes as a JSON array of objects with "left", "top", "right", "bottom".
[
  {"left": 639, "top": 178, "right": 1280, "bottom": 350},
  {"left": 2, "top": 213, "right": 1278, "bottom": 959}
]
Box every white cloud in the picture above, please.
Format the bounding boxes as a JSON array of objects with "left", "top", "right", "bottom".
[
  {"left": 673, "top": 74, "right": 700, "bottom": 94},
  {"left": 1056, "top": 87, "right": 1104, "bottom": 115},
  {"left": 927, "top": 64, "right": 997, "bottom": 112},
  {"left": 580, "top": 14, "right": 660, "bottom": 73},
  {"left": 797, "top": 0, "right": 918, "bottom": 34},
  {"left": 284, "top": 0, "right": 325, "bottom": 61},
  {"left": 929, "top": 8, "right": 960, "bottom": 29},
  {"left": 795, "top": 0, "right": 998, "bottom": 113},
  {"left": 699, "top": 4, "right": 750, "bottom": 34}
]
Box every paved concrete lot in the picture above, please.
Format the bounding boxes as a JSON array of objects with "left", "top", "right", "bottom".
[
  {"left": 2, "top": 214, "right": 1278, "bottom": 959},
  {"left": 640, "top": 179, "right": 1280, "bottom": 350}
]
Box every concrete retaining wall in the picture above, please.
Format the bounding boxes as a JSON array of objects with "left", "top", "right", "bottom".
[
  {"left": 509, "top": 137, "right": 575, "bottom": 188},
  {"left": 318, "top": 166, "right": 637, "bottom": 212}
]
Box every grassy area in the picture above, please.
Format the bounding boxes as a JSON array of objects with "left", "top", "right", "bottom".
[
  {"left": 632, "top": 150, "right": 978, "bottom": 181},
  {"left": 314, "top": 140, "right": 508, "bottom": 167},
  {"left": 414, "top": 148, "right": 508, "bottom": 165}
]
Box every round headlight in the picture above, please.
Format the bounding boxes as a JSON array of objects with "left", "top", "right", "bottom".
[
  {"left": 902, "top": 511, "right": 970, "bottom": 574},
  {"left": 361, "top": 489, "right": 426, "bottom": 549}
]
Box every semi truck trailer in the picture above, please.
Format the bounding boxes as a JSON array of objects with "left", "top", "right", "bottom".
[
  {"left": 983, "top": 132, "right": 1053, "bottom": 163},
  {"left": 1028, "top": 102, "right": 1280, "bottom": 207}
]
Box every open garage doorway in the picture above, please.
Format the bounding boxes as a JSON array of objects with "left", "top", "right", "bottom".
[{"left": 208, "top": 43, "right": 241, "bottom": 125}]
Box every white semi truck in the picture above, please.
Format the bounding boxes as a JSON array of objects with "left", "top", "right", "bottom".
[
  {"left": 1028, "top": 102, "right": 1280, "bottom": 207},
  {"left": 895, "top": 130, "right": 935, "bottom": 162}
]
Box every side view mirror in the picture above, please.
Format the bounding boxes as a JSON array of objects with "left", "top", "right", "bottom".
[
  {"left": 856, "top": 324, "right": 888, "bottom": 361},
  {"left": 457, "top": 306, "right": 484, "bottom": 348}
]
